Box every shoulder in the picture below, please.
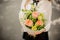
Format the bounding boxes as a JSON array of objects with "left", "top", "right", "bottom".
[
  {"left": 37, "top": 0, "right": 52, "bottom": 9},
  {"left": 38, "top": 0, "right": 51, "bottom": 6}
]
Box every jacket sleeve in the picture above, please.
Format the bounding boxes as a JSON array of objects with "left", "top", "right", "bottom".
[
  {"left": 44, "top": 1, "right": 52, "bottom": 31},
  {"left": 19, "top": 0, "right": 28, "bottom": 32}
]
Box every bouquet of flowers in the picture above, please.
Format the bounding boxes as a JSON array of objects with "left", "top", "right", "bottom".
[{"left": 21, "top": 3, "right": 46, "bottom": 31}]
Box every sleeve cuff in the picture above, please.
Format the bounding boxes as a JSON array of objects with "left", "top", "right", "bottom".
[{"left": 44, "top": 22, "right": 51, "bottom": 31}]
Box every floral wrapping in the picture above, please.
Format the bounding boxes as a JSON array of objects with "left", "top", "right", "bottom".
[{"left": 21, "top": 3, "right": 47, "bottom": 31}]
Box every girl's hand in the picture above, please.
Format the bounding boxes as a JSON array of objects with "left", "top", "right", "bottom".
[
  {"left": 34, "top": 28, "right": 46, "bottom": 35},
  {"left": 28, "top": 28, "right": 46, "bottom": 37}
]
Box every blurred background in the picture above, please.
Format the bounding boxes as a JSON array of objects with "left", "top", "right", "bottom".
[{"left": 0, "top": 0, "right": 60, "bottom": 40}]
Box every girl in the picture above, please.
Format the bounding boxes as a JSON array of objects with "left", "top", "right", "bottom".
[{"left": 19, "top": 0, "right": 52, "bottom": 40}]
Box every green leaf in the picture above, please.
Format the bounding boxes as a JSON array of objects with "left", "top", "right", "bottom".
[
  {"left": 29, "top": 14, "right": 32, "bottom": 20},
  {"left": 37, "top": 25, "right": 45, "bottom": 30}
]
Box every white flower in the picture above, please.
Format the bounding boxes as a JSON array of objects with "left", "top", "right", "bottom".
[{"left": 26, "top": 4, "right": 31, "bottom": 10}]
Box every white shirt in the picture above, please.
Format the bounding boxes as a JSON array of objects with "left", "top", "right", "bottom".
[{"left": 19, "top": 0, "right": 52, "bottom": 33}]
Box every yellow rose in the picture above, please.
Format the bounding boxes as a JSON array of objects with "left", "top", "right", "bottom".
[
  {"left": 40, "top": 13, "right": 44, "bottom": 17},
  {"left": 32, "top": 26, "right": 37, "bottom": 31},
  {"left": 38, "top": 16, "right": 42, "bottom": 20}
]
